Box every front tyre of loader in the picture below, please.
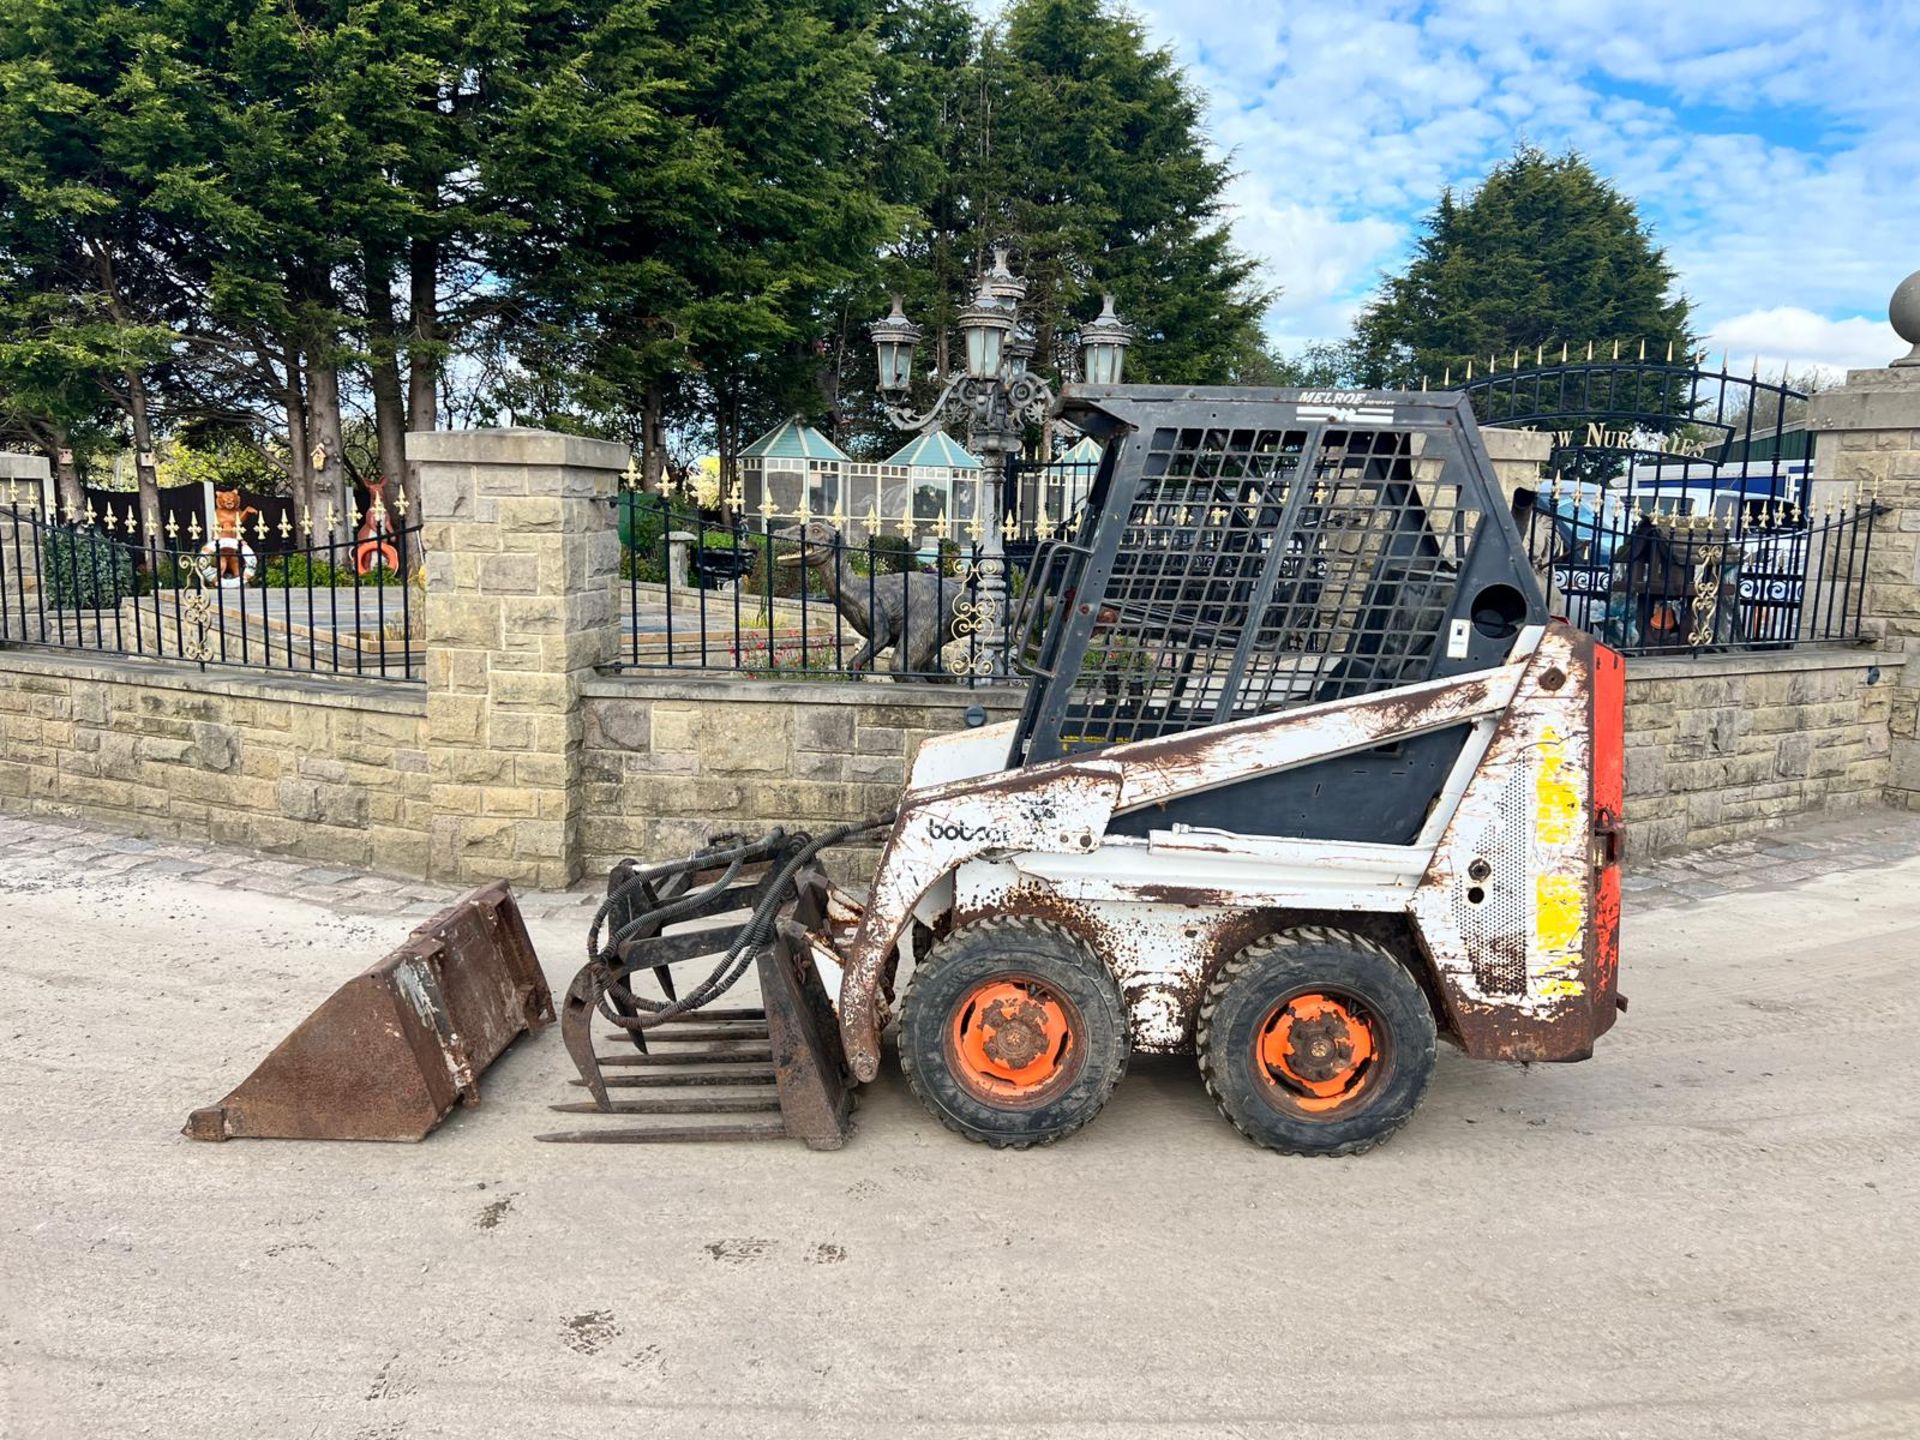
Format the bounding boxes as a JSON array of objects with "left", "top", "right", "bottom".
[
  {"left": 898, "top": 918, "right": 1128, "bottom": 1149},
  {"left": 1199, "top": 928, "right": 1437, "bottom": 1157}
]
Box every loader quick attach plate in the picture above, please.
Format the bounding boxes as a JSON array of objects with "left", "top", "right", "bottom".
[
  {"left": 1012, "top": 386, "right": 1546, "bottom": 773},
  {"left": 184, "top": 882, "right": 552, "bottom": 1142},
  {"left": 540, "top": 831, "right": 863, "bottom": 1148}
]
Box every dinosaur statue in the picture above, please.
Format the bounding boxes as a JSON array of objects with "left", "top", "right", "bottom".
[{"left": 771, "top": 520, "right": 960, "bottom": 681}]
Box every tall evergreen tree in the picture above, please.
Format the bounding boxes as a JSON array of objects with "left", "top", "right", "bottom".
[
  {"left": 0, "top": 0, "right": 187, "bottom": 521},
  {"left": 974, "top": 0, "right": 1269, "bottom": 390},
  {"left": 1351, "top": 146, "right": 1694, "bottom": 387},
  {"left": 482, "top": 0, "right": 899, "bottom": 484}
]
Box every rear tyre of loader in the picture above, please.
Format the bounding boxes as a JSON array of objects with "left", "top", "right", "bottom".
[
  {"left": 898, "top": 918, "right": 1128, "bottom": 1149},
  {"left": 1198, "top": 928, "right": 1436, "bottom": 1157}
]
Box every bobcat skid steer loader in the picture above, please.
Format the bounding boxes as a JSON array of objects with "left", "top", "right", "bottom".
[{"left": 546, "top": 386, "right": 1625, "bottom": 1156}]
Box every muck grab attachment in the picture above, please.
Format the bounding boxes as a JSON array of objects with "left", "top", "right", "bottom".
[{"left": 542, "top": 823, "right": 887, "bottom": 1148}]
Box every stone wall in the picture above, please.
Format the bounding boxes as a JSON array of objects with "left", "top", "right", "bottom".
[
  {"left": 1623, "top": 647, "right": 1893, "bottom": 856},
  {"left": 580, "top": 676, "right": 1023, "bottom": 884},
  {"left": 1807, "top": 366, "right": 1920, "bottom": 807},
  {"left": 0, "top": 650, "right": 429, "bottom": 872}
]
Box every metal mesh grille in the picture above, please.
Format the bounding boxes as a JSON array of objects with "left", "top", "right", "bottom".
[
  {"left": 1453, "top": 762, "right": 1532, "bottom": 996},
  {"left": 1048, "top": 425, "right": 1481, "bottom": 749}
]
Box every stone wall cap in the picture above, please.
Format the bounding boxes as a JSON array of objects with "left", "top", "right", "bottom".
[
  {"left": 0, "top": 451, "right": 51, "bottom": 480},
  {"left": 1480, "top": 428, "right": 1554, "bottom": 461},
  {"left": 1626, "top": 645, "right": 1897, "bottom": 682},
  {"left": 1808, "top": 368, "right": 1920, "bottom": 431},
  {"left": 0, "top": 648, "right": 427, "bottom": 715},
  {"left": 582, "top": 671, "right": 1030, "bottom": 710},
  {"left": 407, "top": 427, "right": 631, "bottom": 472}
]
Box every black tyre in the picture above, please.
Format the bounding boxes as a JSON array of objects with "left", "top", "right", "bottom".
[
  {"left": 898, "top": 917, "right": 1128, "bottom": 1149},
  {"left": 1198, "top": 927, "right": 1437, "bottom": 1157}
]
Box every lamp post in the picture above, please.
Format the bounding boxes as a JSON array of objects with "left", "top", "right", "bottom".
[{"left": 868, "top": 252, "right": 1132, "bottom": 674}]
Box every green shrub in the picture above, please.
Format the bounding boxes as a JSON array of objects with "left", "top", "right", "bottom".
[
  {"left": 617, "top": 491, "right": 701, "bottom": 554},
  {"left": 135, "top": 551, "right": 198, "bottom": 595},
  {"left": 258, "top": 552, "right": 354, "bottom": 589},
  {"left": 43, "top": 527, "right": 135, "bottom": 610},
  {"left": 620, "top": 547, "right": 667, "bottom": 584},
  {"left": 741, "top": 532, "right": 829, "bottom": 600},
  {"left": 851, "top": 533, "right": 915, "bottom": 577}
]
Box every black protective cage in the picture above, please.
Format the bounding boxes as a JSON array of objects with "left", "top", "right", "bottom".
[{"left": 1011, "top": 387, "right": 1548, "bottom": 767}]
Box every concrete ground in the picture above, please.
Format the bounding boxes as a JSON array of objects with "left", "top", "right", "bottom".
[{"left": 1, "top": 811, "right": 1917, "bottom": 1440}]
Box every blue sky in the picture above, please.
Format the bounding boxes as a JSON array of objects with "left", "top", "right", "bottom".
[{"left": 1048, "top": 0, "right": 1919, "bottom": 376}]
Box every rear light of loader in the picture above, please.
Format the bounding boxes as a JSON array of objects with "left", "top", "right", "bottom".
[{"left": 1590, "top": 642, "right": 1625, "bottom": 1027}]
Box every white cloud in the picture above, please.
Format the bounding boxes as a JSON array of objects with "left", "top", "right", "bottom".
[
  {"left": 1106, "top": 0, "right": 1920, "bottom": 352},
  {"left": 1702, "top": 307, "right": 1904, "bottom": 380}
]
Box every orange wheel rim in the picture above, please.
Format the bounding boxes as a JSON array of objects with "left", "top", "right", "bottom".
[
  {"left": 1255, "top": 992, "right": 1381, "bottom": 1115},
  {"left": 948, "top": 976, "right": 1081, "bottom": 1107}
]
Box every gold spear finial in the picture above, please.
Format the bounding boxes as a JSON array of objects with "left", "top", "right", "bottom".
[
  {"left": 1560, "top": 341, "right": 1569, "bottom": 364},
  {"left": 1639, "top": 338, "right": 1647, "bottom": 361},
  {"left": 1586, "top": 340, "right": 1594, "bottom": 362},
  {"left": 394, "top": 489, "right": 408, "bottom": 517},
  {"left": 1536, "top": 343, "right": 1544, "bottom": 366},
  {"left": 103, "top": 507, "right": 117, "bottom": 533},
  {"left": 165, "top": 515, "right": 179, "bottom": 540},
  {"left": 301, "top": 507, "right": 314, "bottom": 538},
  {"left": 1611, "top": 339, "right": 1619, "bottom": 360},
  {"left": 278, "top": 512, "right": 291, "bottom": 539},
  {"left": 1442, "top": 366, "right": 1451, "bottom": 387}
]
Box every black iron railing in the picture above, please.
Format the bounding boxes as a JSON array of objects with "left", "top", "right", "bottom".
[
  {"left": 0, "top": 495, "right": 424, "bottom": 680},
  {"left": 1514, "top": 483, "right": 1876, "bottom": 656},
  {"left": 611, "top": 491, "right": 1012, "bottom": 683}
]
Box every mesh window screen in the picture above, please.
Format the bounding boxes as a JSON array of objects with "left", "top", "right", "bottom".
[{"left": 1015, "top": 390, "right": 1535, "bottom": 764}]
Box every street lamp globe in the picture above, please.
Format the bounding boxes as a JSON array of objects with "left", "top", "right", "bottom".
[
  {"left": 1078, "top": 294, "right": 1134, "bottom": 386},
  {"left": 957, "top": 281, "right": 1016, "bottom": 381},
  {"left": 868, "top": 296, "right": 923, "bottom": 394},
  {"left": 1005, "top": 324, "right": 1037, "bottom": 378}
]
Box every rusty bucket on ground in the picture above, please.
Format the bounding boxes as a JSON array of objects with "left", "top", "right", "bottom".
[{"left": 184, "top": 882, "right": 553, "bottom": 1142}]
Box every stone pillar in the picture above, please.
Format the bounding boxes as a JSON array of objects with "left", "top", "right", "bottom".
[
  {"left": 1479, "top": 428, "right": 1553, "bottom": 509},
  {"left": 411, "top": 428, "right": 625, "bottom": 888},
  {"left": 0, "top": 451, "right": 51, "bottom": 514},
  {"left": 1807, "top": 366, "right": 1920, "bottom": 806}
]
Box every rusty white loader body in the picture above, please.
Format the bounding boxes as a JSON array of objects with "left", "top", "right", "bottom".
[{"left": 548, "top": 386, "right": 1625, "bottom": 1155}]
